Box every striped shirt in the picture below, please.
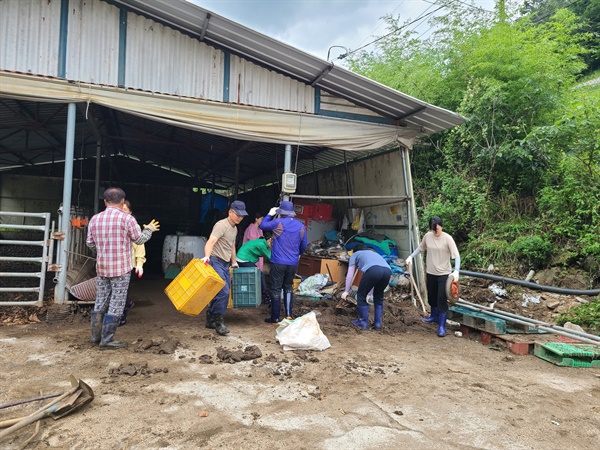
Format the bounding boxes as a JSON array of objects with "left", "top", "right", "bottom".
[{"left": 86, "top": 206, "right": 152, "bottom": 277}]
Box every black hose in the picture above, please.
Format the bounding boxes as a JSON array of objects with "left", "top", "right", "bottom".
[{"left": 460, "top": 270, "right": 600, "bottom": 296}]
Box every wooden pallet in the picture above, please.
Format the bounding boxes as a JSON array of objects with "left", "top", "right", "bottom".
[{"left": 450, "top": 306, "right": 546, "bottom": 334}]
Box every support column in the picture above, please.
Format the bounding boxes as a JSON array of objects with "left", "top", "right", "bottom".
[
  {"left": 94, "top": 140, "right": 101, "bottom": 213},
  {"left": 283, "top": 144, "right": 292, "bottom": 201},
  {"left": 55, "top": 103, "right": 77, "bottom": 304}
]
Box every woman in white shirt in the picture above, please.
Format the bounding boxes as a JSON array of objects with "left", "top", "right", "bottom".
[{"left": 406, "top": 216, "right": 460, "bottom": 337}]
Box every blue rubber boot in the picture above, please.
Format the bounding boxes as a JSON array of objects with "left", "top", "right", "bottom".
[
  {"left": 422, "top": 307, "right": 440, "bottom": 323},
  {"left": 99, "top": 314, "right": 128, "bottom": 350},
  {"left": 352, "top": 305, "right": 369, "bottom": 330},
  {"left": 373, "top": 304, "right": 383, "bottom": 330},
  {"left": 90, "top": 312, "right": 103, "bottom": 344},
  {"left": 437, "top": 313, "right": 448, "bottom": 337}
]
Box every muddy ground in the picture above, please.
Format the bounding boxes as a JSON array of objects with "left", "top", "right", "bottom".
[{"left": 1, "top": 275, "right": 599, "bottom": 449}]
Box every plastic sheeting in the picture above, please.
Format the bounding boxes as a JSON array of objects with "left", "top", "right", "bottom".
[{"left": 0, "top": 72, "right": 418, "bottom": 151}]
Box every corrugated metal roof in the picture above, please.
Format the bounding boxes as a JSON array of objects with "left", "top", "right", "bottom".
[
  {"left": 0, "top": 97, "right": 385, "bottom": 190},
  {"left": 105, "top": 0, "right": 465, "bottom": 136}
]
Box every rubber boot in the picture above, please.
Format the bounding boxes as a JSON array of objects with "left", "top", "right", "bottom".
[
  {"left": 373, "top": 304, "right": 383, "bottom": 330},
  {"left": 261, "top": 290, "right": 271, "bottom": 306},
  {"left": 265, "top": 293, "right": 281, "bottom": 323},
  {"left": 422, "top": 307, "right": 440, "bottom": 324},
  {"left": 119, "top": 297, "right": 134, "bottom": 326},
  {"left": 99, "top": 314, "right": 128, "bottom": 350},
  {"left": 352, "top": 305, "right": 369, "bottom": 330},
  {"left": 437, "top": 313, "right": 448, "bottom": 337},
  {"left": 90, "top": 311, "right": 103, "bottom": 344},
  {"left": 284, "top": 291, "right": 293, "bottom": 319},
  {"left": 213, "top": 314, "right": 230, "bottom": 335},
  {"left": 205, "top": 311, "right": 216, "bottom": 329}
]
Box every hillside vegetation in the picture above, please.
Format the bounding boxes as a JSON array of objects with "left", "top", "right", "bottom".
[{"left": 348, "top": 0, "right": 600, "bottom": 288}]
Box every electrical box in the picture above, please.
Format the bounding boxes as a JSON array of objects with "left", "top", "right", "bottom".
[{"left": 281, "top": 172, "right": 297, "bottom": 193}]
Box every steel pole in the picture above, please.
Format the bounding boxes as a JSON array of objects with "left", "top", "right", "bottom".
[{"left": 55, "top": 102, "right": 77, "bottom": 304}]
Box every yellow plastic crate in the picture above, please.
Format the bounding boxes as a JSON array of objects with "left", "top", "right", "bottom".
[{"left": 165, "top": 259, "right": 225, "bottom": 316}]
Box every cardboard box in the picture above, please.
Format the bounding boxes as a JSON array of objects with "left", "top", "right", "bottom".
[{"left": 320, "top": 258, "right": 347, "bottom": 284}]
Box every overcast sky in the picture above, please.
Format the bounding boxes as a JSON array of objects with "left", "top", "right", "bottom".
[{"left": 188, "top": 1, "right": 499, "bottom": 61}]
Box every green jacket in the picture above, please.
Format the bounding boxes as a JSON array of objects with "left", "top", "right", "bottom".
[{"left": 236, "top": 238, "right": 271, "bottom": 263}]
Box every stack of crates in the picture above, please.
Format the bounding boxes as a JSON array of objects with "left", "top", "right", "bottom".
[
  {"left": 165, "top": 259, "right": 225, "bottom": 316},
  {"left": 230, "top": 267, "right": 261, "bottom": 308}
]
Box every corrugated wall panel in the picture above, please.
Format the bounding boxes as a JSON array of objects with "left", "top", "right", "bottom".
[
  {"left": 230, "top": 56, "right": 314, "bottom": 113},
  {"left": 320, "top": 91, "right": 383, "bottom": 118},
  {"left": 65, "top": 0, "right": 120, "bottom": 85},
  {"left": 0, "top": 0, "right": 61, "bottom": 77},
  {"left": 125, "top": 13, "right": 224, "bottom": 100}
]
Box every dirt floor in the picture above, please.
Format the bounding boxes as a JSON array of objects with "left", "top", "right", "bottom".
[{"left": 1, "top": 275, "right": 599, "bottom": 450}]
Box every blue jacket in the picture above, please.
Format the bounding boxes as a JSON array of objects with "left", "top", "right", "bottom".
[{"left": 260, "top": 215, "right": 307, "bottom": 265}]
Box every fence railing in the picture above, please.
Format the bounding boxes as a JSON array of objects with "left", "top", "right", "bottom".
[{"left": 0, "top": 212, "right": 52, "bottom": 306}]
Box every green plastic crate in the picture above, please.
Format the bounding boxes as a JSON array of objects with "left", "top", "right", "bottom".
[
  {"left": 534, "top": 342, "right": 600, "bottom": 368},
  {"left": 232, "top": 267, "right": 261, "bottom": 307}
]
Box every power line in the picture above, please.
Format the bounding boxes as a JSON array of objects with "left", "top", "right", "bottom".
[
  {"left": 355, "top": 0, "right": 408, "bottom": 49},
  {"left": 341, "top": 5, "right": 445, "bottom": 58}
]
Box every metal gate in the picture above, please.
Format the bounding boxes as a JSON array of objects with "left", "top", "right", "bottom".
[{"left": 0, "top": 211, "right": 52, "bottom": 306}]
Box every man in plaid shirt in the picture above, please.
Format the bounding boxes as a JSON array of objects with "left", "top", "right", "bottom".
[{"left": 86, "top": 187, "right": 160, "bottom": 350}]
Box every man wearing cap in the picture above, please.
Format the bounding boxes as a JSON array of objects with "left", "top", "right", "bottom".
[
  {"left": 260, "top": 201, "right": 308, "bottom": 322},
  {"left": 201, "top": 200, "right": 248, "bottom": 335}
]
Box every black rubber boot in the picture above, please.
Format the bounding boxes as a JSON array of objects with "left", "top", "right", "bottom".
[
  {"left": 99, "top": 314, "right": 128, "bottom": 350},
  {"left": 205, "top": 311, "right": 216, "bottom": 329},
  {"left": 422, "top": 307, "right": 440, "bottom": 323},
  {"left": 284, "top": 290, "right": 294, "bottom": 319},
  {"left": 265, "top": 293, "right": 281, "bottom": 323},
  {"left": 213, "top": 314, "right": 230, "bottom": 335},
  {"left": 90, "top": 311, "right": 103, "bottom": 344}
]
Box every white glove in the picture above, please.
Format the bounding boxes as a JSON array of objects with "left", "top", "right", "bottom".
[
  {"left": 201, "top": 256, "right": 210, "bottom": 265},
  {"left": 452, "top": 270, "right": 459, "bottom": 281},
  {"left": 144, "top": 219, "right": 160, "bottom": 233},
  {"left": 135, "top": 266, "right": 143, "bottom": 278},
  {"left": 341, "top": 291, "right": 349, "bottom": 300},
  {"left": 231, "top": 262, "right": 239, "bottom": 269},
  {"left": 405, "top": 255, "right": 413, "bottom": 266},
  {"left": 268, "top": 207, "right": 278, "bottom": 217}
]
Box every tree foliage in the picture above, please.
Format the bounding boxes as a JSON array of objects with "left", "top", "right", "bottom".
[{"left": 348, "top": 0, "right": 598, "bottom": 271}]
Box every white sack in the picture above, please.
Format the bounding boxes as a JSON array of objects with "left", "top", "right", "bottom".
[{"left": 275, "top": 311, "right": 331, "bottom": 351}]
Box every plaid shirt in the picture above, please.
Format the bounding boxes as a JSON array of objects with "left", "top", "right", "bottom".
[{"left": 86, "top": 206, "right": 152, "bottom": 277}]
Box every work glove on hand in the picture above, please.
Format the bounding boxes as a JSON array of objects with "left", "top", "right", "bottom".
[
  {"left": 268, "top": 207, "right": 278, "bottom": 217},
  {"left": 452, "top": 270, "right": 459, "bottom": 281},
  {"left": 231, "top": 262, "right": 239, "bottom": 269},
  {"left": 341, "top": 291, "right": 349, "bottom": 300},
  {"left": 135, "top": 266, "right": 143, "bottom": 278},
  {"left": 201, "top": 256, "right": 210, "bottom": 265},
  {"left": 405, "top": 255, "right": 413, "bottom": 267},
  {"left": 144, "top": 219, "right": 160, "bottom": 233}
]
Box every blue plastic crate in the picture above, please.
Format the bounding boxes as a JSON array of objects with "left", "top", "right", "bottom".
[{"left": 232, "top": 267, "right": 261, "bottom": 307}]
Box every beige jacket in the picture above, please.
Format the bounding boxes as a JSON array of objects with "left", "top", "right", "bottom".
[{"left": 131, "top": 224, "right": 146, "bottom": 268}]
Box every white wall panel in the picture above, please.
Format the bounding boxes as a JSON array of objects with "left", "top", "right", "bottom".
[
  {"left": 320, "top": 90, "right": 384, "bottom": 118},
  {"left": 229, "top": 56, "right": 314, "bottom": 113},
  {"left": 125, "top": 13, "right": 224, "bottom": 101},
  {"left": 65, "top": 0, "right": 120, "bottom": 85},
  {"left": 296, "top": 151, "right": 411, "bottom": 256},
  {"left": 0, "top": 0, "right": 61, "bottom": 77}
]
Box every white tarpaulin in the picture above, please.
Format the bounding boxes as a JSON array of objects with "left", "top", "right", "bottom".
[{"left": 0, "top": 72, "right": 418, "bottom": 151}]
